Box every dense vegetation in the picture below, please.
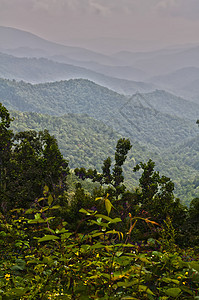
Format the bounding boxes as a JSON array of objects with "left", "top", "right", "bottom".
[
  {"left": 8, "top": 109, "right": 199, "bottom": 205},
  {"left": 0, "top": 104, "right": 198, "bottom": 299}
]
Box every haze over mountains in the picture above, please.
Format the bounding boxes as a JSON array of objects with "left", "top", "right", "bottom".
[
  {"left": 0, "top": 26, "right": 199, "bottom": 204},
  {"left": 1, "top": 26, "right": 199, "bottom": 102},
  {"left": 0, "top": 52, "right": 154, "bottom": 95}
]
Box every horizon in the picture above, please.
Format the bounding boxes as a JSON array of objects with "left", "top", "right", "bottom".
[
  {"left": 0, "top": 25, "right": 199, "bottom": 55},
  {"left": 1, "top": 0, "right": 199, "bottom": 54}
]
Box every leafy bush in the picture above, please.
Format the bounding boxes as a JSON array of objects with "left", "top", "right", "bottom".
[{"left": 0, "top": 191, "right": 198, "bottom": 299}]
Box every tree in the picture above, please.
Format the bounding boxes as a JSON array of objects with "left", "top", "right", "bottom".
[
  {"left": 112, "top": 138, "right": 132, "bottom": 197},
  {"left": 185, "top": 197, "right": 199, "bottom": 246},
  {"left": 0, "top": 103, "right": 13, "bottom": 211},
  {"left": 0, "top": 104, "right": 69, "bottom": 211},
  {"left": 133, "top": 159, "right": 186, "bottom": 225},
  {"left": 75, "top": 138, "right": 132, "bottom": 199},
  {"left": 8, "top": 129, "right": 69, "bottom": 209}
]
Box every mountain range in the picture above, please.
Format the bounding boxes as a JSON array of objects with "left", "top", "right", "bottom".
[
  {"left": 0, "top": 52, "right": 155, "bottom": 95},
  {"left": 0, "top": 26, "right": 199, "bottom": 205},
  {"left": 0, "top": 78, "right": 197, "bottom": 149}
]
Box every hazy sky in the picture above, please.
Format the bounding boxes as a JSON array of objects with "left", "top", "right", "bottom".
[{"left": 1, "top": 0, "right": 199, "bottom": 52}]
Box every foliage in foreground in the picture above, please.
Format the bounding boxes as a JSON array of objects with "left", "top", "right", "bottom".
[{"left": 0, "top": 191, "right": 198, "bottom": 300}]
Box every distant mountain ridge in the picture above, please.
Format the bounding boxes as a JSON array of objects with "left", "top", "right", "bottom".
[
  {"left": 2, "top": 26, "right": 199, "bottom": 103},
  {"left": 149, "top": 67, "right": 199, "bottom": 103},
  {"left": 0, "top": 26, "right": 121, "bottom": 65},
  {"left": 0, "top": 78, "right": 197, "bottom": 150},
  {"left": 0, "top": 52, "right": 155, "bottom": 94},
  {"left": 129, "top": 90, "right": 199, "bottom": 121},
  {"left": 133, "top": 45, "right": 199, "bottom": 76}
]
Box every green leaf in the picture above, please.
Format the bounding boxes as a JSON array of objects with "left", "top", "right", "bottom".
[
  {"left": 48, "top": 194, "right": 53, "bottom": 206},
  {"left": 91, "top": 220, "right": 109, "bottom": 227},
  {"left": 95, "top": 214, "right": 112, "bottom": 222},
  {"left": 25, "top": 208, "right": 36, "bottom": 214},
  {"left": 188, "top": 261, "right": 199, "bottom": 272},
  {"left": 165, "top": 287, "right": 181, "bottom": 297},
  {"left": 138, "top": 285, "right": 154, "bottom": 295},
  {"left": 61, "top": 232, "right": 73, "bottom": 240},
  {"left": 111, "top": 217, "right": 122, "bottom": 223},
  {"left": 38, "top": 235, "right": 59, "bottom": 242},
  {"left": 90, "top": 243, "right": 105, "bottom": 249},
  {"left": 79, "top": 208, "right": 91, "bottom": 215},
  {"left": 27, "top": 259, "right": 41, "bottom": 264},
  {"left": 50, "top": 205, "right": 61, "bottom": 209},
  {"left": 11, "top": 259, "right": 26, "bottom": 271},
  {"left": 116, "top": 251, "right": 123, "bottom": 257},
  {"left": 95, "top": 197, "right": 102, "bottom": 201},
  {"left": 55, "top": 228, "right": 69, "bottom": 234},
  {"left": 35, "top": 213, "right": 41, "bottom": 220},
  {"left": 106, "top": 230, "right": 123, "bottom": 240},
  {"left": 162, "top": 278, "right": 180, "bottom": 284},
  {"left": 139, "top": 257, "right": 151, "bottom": 264},
  {"left": 95, "top": 215, "right": 121, "bottom": 223},
  {"left": 117, "top": 281, "right": 137, "bottom": 288},
  {"left": 91, "top": 232, "right": 104, "bottom": 237},
  {"left": 123, "top": 243, "right": 136, "bottom": 248},
  {"left": 151, "top": 251, "right": 164, "bottom": 258},
  {"left": 44, "top": 185, "right": 49, "bottom": 193},
  {"left": 37, "top": 197, "right": 45, "bottom": 202},
  {"left": 28, "top": 218, "right": 45, "bottom": 224},
  {"left": 105, "top": 198, "right": 112, "bottom": 216},
  {"left": 181, "top": 286, "right": 194, "bottom": 296}
]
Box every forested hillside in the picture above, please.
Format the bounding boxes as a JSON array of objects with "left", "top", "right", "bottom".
[
  {"left": 0, "top": 78, "right": 197, "bottom": 150},
  {"left": 9, "top": 109, "right": 199, "bottom": 205},
  {"left": 130, "top": 90, "right": 199, "bottom": 121}
]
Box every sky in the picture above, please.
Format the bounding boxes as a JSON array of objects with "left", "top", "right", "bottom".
[{"left": 1, "top": 0, "right": 199, "bottom": 53}]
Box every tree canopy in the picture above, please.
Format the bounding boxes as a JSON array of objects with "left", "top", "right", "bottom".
[{"left": 0, "top": 103, "right": 69, "bottom": 212}]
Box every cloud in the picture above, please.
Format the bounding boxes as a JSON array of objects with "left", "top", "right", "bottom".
[
  {"left": 0, "top": 0, "right": 161, "bottom": 19},
  {"left": 1, "top": 0, "right": 199, "bottom": 19},
  {"left": 0, "top": 0, "right": 199, "bottom": 51},
  {"left": 156, "top": 0, "right": 199, "bottom": 20}
]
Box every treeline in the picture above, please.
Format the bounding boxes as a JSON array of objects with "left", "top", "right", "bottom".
[{"left": 9, "top": 109, "right": 199, "bottom": 205}]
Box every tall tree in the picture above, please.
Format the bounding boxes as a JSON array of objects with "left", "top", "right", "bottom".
[
  {"left": 75, "top": 138, "right": 132, "bottom": 199},
  {"left": 133, "top": 159, "right": 186, "bottom": 226},
  {"left": 9, "top": 129, "right": 69, "bottom": 208},
  {"left": 0, "top": 104, "right": 69, "bottom": 211},
  {"left": 0, "top": 103, "right": 13, "bottom": 211},
  {"left": 112, "top": 138, "right": 132, "bottom": 197}
]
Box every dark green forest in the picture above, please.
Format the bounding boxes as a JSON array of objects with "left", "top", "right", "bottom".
[{"left": 0, "top": 103, "right": 199, "bottom": 299}]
